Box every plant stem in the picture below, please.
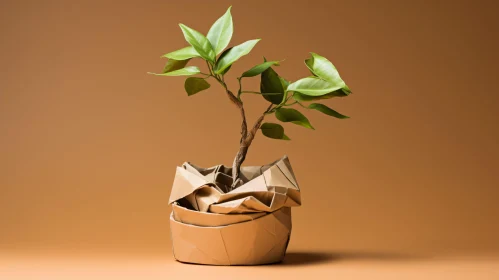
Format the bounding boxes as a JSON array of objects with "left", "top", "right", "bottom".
[
  {"left": 209, "top": 75, "right": 248, "bottom": 184},
  {"left": 206, "top": 60, "right": 214, "bottom": 76},
  {"left": 237, "top": 77, "right": 243, "bottom": 100},
  {"left": 204, "top": 65, "right": 272, "bottom": 189},
  {"left": 282, "top": 101, "right": 298, "bottom": 106},
  {"left": 231, "top": 103, "right": 273, "bottom": 188},
  {"left": 296, "top": 101, "right": 307, "bottom": 108}
]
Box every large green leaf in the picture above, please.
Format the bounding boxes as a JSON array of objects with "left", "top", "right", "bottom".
[
  {"left": 163, "top": 59, "right": 189, "bottom": 73},
  {"left": 241, "top": 61, "right": 280, "bottom": 77},
  {"left": 207, "top": 6, "right": 233, "bottom": 55},
  {"left": 260, "top": 123, "right": 290, "bottom": 140},
  {"left": 260, "top": 67, "right": 285, "bottom": 104},
  {"left": 305, "top": 52, "right": 345, "bottom": 86},
  {"left": 179, "top": 24, "right": 216, "bottom": 62},
  {"left": 216, "top": 47, "right": 233, "bottom": 75},
  {"left": 308, "top": 103, "right": 349, "bottom": 119},
  {"left": 275, "top": 108, "right": 314, "bottom": 129},
  {"left": 305, "top": 52, "right": 351, "bottom": 95},
  {"left": 287, "top": 77, "right": 343, "bottom": 96},
  {"left": 161, "top": 46, "right": 199, "bottom": 60},
  {"left": 184, "top": 77, "right": 211, "bottom": 96},
  {"left": 148, "top": 66, "right": 200, "bottom": 76},
  {"left": 213, "top": 39, "right": 260, "bottom": 74},
  {"left": 293, "top": 89, "right": 348, "bottom": 102}
]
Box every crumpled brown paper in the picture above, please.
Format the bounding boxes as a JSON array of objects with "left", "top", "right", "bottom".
[
  {"left": 169, "top": 155, "right": 301, "bottom": 214},
  {"left": 169, "top": 155, "right": 301, "bottom": 265}
]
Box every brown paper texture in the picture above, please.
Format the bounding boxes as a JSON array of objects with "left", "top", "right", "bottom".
[
  {"left": 170, "top": 207, "right": 292, "bottom": 265},
  {"left": 172, "top": 203, "right": 267, "bottom": 227},
  {"left": 168, "top": 155, "right": 301, "bottom": 265},
  {"left": 169, "top": 155, "right": 301, "bottom": 214}
]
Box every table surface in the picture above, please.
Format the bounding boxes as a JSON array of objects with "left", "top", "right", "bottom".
[{"left": 1, "top": 251, "right": 498, "bottom": 280}]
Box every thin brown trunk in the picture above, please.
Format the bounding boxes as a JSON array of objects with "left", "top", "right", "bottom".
[
  {"left": 231, "top": 104, "right": 272, "bottom": 189},
  {"left": 231, "top": 145, "right": 248, "bottom": 184},
  {"left": 217, "top": 80, "right": 273, "bottom": 189}
]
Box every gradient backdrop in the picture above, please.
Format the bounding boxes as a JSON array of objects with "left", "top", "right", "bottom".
[{"left": 1, "top": 0, "right": 499, "bottom": 263}]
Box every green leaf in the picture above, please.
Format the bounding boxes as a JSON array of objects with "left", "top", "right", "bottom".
[
  {"left": 216, "top": 47, "right": 232, "bottom": 75},
  {"left": 305, "top": 52, "right": 352, "bottom": 94},
  {"left": 148, "top": 66, "right": 200, "bottom": 76},
  {"left": 184, "top": 77, "right": 211, "bottom": 96},
  {"left": 275, "top": 108, "right": 314, "bottom": 129},
  {"left": 241, "top": 61, "right": 280, "bottom": 77},
  {"left": 287, "top": 77, "right": 343, "bottom": 96},
  {"left": 179, "top": 24, "right": 216, "bottom": 62},
  {"left": 163, "top": 59, "right": 190, "bottom": 73},
  {"left": 305, "top": 52, "right": 345, "bottom": 86},
  {"left": 260, "top": 66, "right": 285, "bottom": 104},
  {"left": 342, "top": 85, "right": 352, "bottom": 95},
  {"left": 260, "top": 123, "right": 290, "bottom": 140},
  {"left": 293, "top": 89, "right": 348, "bottom": 102},
  {"left": 213, "top": 39, "right": 260, "bottom": 74},
  {"left": 207, "top": 6, "right": 233, "bottom": 55},
  {"left": 308, "top": 103, "right": 349, "bottom": 119},
  {"left": 220, "top": 65, "right": 231, "bottom": 75},
  {"left": 161, "top": 46, "right": 199, "bottom": 60}
]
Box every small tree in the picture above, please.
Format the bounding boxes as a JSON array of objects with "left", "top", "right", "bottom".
[{"left": 151, "top": 7, "right": 351, "bottom": 189}]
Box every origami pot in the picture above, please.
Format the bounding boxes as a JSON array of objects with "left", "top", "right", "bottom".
[{"left": 168, "top": 156, "right": 301, "bottom": 266}]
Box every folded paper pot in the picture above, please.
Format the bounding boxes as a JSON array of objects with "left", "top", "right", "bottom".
[{"left": 168, "top": 155, "right": 302, "bottom": 265}]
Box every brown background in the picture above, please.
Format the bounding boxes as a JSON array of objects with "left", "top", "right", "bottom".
[{"left": 1, "top": 0, "right": 499, "bottom": 260}]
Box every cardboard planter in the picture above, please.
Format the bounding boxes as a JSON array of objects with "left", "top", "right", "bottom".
[{"left": 168, "top": 155, "right": 301, "bottom": 265}]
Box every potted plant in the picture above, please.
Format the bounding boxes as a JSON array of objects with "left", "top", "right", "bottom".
[{"left": 151, "top": 6, "right": 351, "bottom": 265}]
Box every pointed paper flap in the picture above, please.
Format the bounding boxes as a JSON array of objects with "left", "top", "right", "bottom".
[
  {"left": 229, "top": 174, "right": 267, "bottom": 194},
  {"left": 183, "top": 162, "right": 220, "bottom": 183},
  {"left": 169, "top": 155, "right": 301, "bottom": 213},
  {"left": 169, "top": 167, "right": 210, "bottom": 204},
  {"left": 263, "top": 164, "right": 298, "bottom": 190},
  {"left": 240, "top": 165, "right": 264, "bottom": 181},
  {"left": 276, "top": 156, "right": 299, "bottom": 189}
]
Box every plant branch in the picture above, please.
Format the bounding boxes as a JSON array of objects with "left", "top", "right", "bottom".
[
  {"left": 230, "top": 103, "right": 273, "bottom": 189},
  {"left": 205, "top": 60, "right": 214, "bottom": 76},
  {"left": 246, "top": 103, "right": 273, "bottom": 142},
  {"left": 205, "top": 66, "right": 249, "bottom": 185},
  {"left": 203, "top": 64, "right": 275, "bottom": 188},
  {"left": 237, "top": 77, "right": 243, "bottom": 100},
  {"left": 282, "top": 101, "right": 298, "bottom": 106},
  {"left": 213, "top": 76, "right": 247, "bottom": 140},
  {"left": 296, "top": 101, "right": 307, "bottom": 108}
]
